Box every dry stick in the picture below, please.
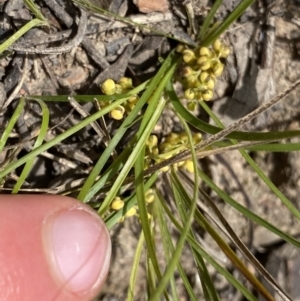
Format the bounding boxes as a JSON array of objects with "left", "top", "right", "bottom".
[
  {"left": 10, "top": 8, "right": 87, "bottom": 54},
  {"left": 145, "top": 77, "right": 300, "bottom": 175},
  {"left": 68, "top": 97, "right": 117, "bottom": 158},
  {"left": 2, "top": 55, "right": 28, "bottom": 109}
]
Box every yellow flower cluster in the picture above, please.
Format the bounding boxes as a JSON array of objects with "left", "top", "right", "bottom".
[
  {"left": 100, "top": 77, "right": 139, "bottom": 120},
  {"left": 176, "top": 39, "right": 230, "bottom": 110},
  {"left": 110, "top": 189, "right": 155, "bottom": 222},
  {"left": 145, "top": 132, "right": 202, "bottom": 173}
]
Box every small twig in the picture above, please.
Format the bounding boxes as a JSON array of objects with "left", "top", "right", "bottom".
[
  {"left": 39, "top": 55, "right": 60, "bottom": 89},
  {"left": 10, "top": 7, "right": 87, "bottom": 54},
  {"left": 2, "top": 55, "right": 28, "bottom": 109},
  {"left": 40, "top": 151, "right": 88, "bottom": 173},
  {"left": 68, "top": 96, "right": 117, "bottom": 158}
]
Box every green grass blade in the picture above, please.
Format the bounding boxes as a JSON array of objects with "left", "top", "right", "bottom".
[
  {"left": 104, "top": 173, "right": 158, "bottom": 229},
  {"left": 0, "top": 19, "right": 47, "bottom": 54},
  {"left": 24, "top": 0, "right": 47, "bottom": 21},
  {"left": 168, "top": 85, "right": 300, "bottom": 141},
  {"left": 171, "top": 172, "right": 274, "bottom": 300},
  {"left": 171, "top": 174, "right": 220, "bottom": 301},
  {"left": 149, "top": 116, "right": 198, "bottom": 301},
  {"left": 33, "top": 80, "right": 149, "bottom": 102},
  {"left": 135, "top": 145, "right": 168, "bottom": 299},
  {"left": 12, "top": 99, "right": 49, "bottom": 193},
  {"left": 79, "top": 51, "right": 178, "bottom": 203},
  {"left": 197, "top": 168, "right": 300, "bottom": 250},
  {"left": 198, "top": 0, "right": 224, "bottom": 41},
  {"left": 71, "top": 0, "right": 195, "bottom": 46},
  {"left": 127, "top": 231, "right": 145, "bottom": 301},
  {"left": 0, "top": 99, "right": 25, "bottom": 154},
  {"left": 200, "top": 100, "right": 300, "bottom": 221},
  {"left": 0, "top": 98, "right": 126, "bottom": 179},
  {"left": 159, "top": 195, "right": 259, "bottom": 301},
  {"left": 98, "top": 52, "right": 179, "bottom": 215},
  {"left": 154, "top": 196, "right": 180, "bottom": 301},
  {"left": 155, "top": 191, "right": 198, "bottom": 301},
  {"left": 201, "top": 0, "right": 257, "bottom": 46}
]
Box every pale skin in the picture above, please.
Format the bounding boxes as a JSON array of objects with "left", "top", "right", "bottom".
[{"left": 0, "top": 195, "right": 111, "bottom": 301}]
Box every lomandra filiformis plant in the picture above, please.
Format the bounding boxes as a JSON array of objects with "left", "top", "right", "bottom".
[{"left": 176, "top": 39, "right": 230, "bottom": 111}]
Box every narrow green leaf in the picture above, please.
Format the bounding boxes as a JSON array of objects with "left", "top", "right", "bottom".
[
  {"left": 0, "top": 99, "right": 25, "bottom": 154},
  {"left": 97, "top": 51, "right": 179, "bottom": 215},
  {"left": 198, "top": 0, "right": 224, "bottom": 41},
  {"left": 0, "top": 98, "right": 126, "bottom": 179},
  {"left": 149, "top": 116, "right": 198, "bottom": 301},
  {"left": 159, "top": 196, "right": 259, "bottom": 301},
  {"left": 168, "top": 85, "right": 300, "bottom": 142},
  {"left": 0, "top": 19, "right": 47, "bottom": 54},
  {"left": 201, "top": 0, "right": 257, "bottom": 46},
  {"left": 127, "top": 231, "right": 145, "bottom": 301},
  {"left": 12, "top": 99, "right": 49, "bottom": 193},
  {"left": 198, "top": 168, "right": 300, "bottom": 250}
]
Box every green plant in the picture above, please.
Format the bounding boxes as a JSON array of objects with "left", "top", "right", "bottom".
[{"left": 1, "top": 0, "right": 300, "bottom": 300}]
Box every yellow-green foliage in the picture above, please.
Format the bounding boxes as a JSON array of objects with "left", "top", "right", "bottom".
[{"left": 176, "top": 39, "right": 230, "bottom": 110}]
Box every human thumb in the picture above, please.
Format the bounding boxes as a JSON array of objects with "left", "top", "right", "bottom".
[{"left": 0, "top": 194, "right": 111, "bottom": 301}]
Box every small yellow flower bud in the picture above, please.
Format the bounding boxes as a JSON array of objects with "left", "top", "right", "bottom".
[
  {"left": 184, "top": 88, "right": 195, "bottom": 100},
  {"left": 111, "top": 197, "right": 124, "bottom": 210},
  {"left": 182, "top": 49, "right": 195, "bottom": 63},
  {"left": 199, "top": 47, "right": 211, "bottom": 57},
  {"left": 186, "top": 77, "right": 201, "bottom": 89},
  {"left": 199, "top": 71, "right": 210, "bottom": 83},
  {"left": 220, "top": 46, "right": 230, "bottom": 58},
  {"left": 201, "top": 89, "right": 214, "bottom": 101},
  {"left": 213, "top": 39, "right": 222, "bottom": 52},
  {"left": 212, "top": 62, "right": 224, "bottom": 77},
  {"left": 118, "top": 77, "right": 133, "bottom": 90},
  {"left": 182, "top": 66, "right": 194, "bottom": 78},
  {"left": 173, "top": 163, "right": 179, "bottom": 171},
  {"left": 165, "top": 133, "right": 179, "bottom": 144},
  {"left": 160, "top": 166, "right": 170, "bottom": 172},
  {"left": 195, "top": 91, "right": 203, "bottom": 101},
  {"left": 187, "top": 101, "right": 197, "bottom": 111},
  {"left": 206, "top": 78, "right": 215, "bottom": 90},
  {"left": 147, "top": 135, "right": 158, "bottom": 148},
  {"left": 184, "top": 160, "right": 195, "bottom": 173},
  {"left": 125, "top": 207, "right": 137, "bottom": 217},
  {"left": 160, "top": 142, "right": 172, "bottom": 152},
  {"left": 176, "top": 44, "right": 185, "bottom": 53},
  {"left": 124, "top": 103, "right": 135, "bottom": 112},
  {"left": 179, "top": 132, "right": 188, "bottom": 145},
  {"left": 199, "top": 72, "right": 215, "bottom": 89},
  {"left": 197, "top": 56, "right": 211, "bottom": 71},
  {"left": 110, "top": 105, "right": 125, "bottom": 120},
  {"left": 101, "top": 79, "right": 116, "bottom": 95},
  {"left": 128, "top": 95, "right": 139, "bottom": 103},
  {"left": 145, "top": 189, "right": 155, "bottom": 203},
  {"left": 193, "top": 133, "right": 202, "bottom": 143},
  {"left": 177, "top": 160, "right": 185, "bottom": 167},
  {"left": 115, "top": 84, "right": 123, "bottom": 94}
]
